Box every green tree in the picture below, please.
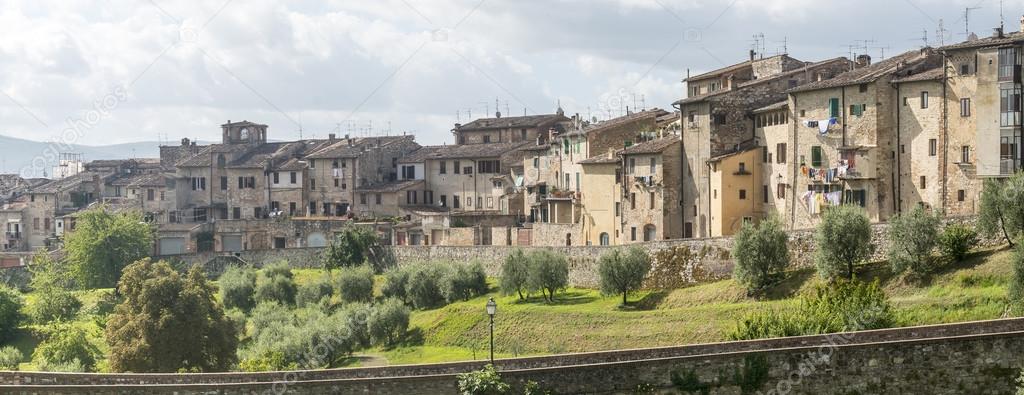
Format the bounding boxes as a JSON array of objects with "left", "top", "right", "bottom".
[
  {"left": 500, "top": 249, "right": 531, "bottom": 300},
  {"left": 105, "top": 259, "right": 238, "bottom": 372},
  {"left": 32, "top": 324, "right": 99, "bottom": 371},
  {"left": 0, "top": 346, "right": 22, "bottom": 370},
  {"left": 337, "top": 265, "right": 375, "bottom": 303},
  {"left": 0, "top": 285, "right": 23, "bottom": 343},
  {"left": 218, "top": 266, "right": 257, "bottom": 312},
  {"left": 406, "top": 265, "right": 447, "bottom": 309},
  {"left": 297, "top": 273, "right": 335, "bottom": 307},
  {"left": 367, "top": 298, "right": 410, "bottom": 347},
  {"left": 938, "top": 224, "right": 979, "bottom": 263},
  {"left": 457, "top": 364, "right": 511, "bottom": 395},
  {"left": 978, "top": 174, "right": 1024, "bottom": 247},
  {"left": 888, "top": 206, "right": 941, "bottom": 278},
  {"left": 322, "top": 224, "right": 382, "bottom": 272},
  {"left": 254, "top": 262, "right": 298, "bottom": 306},
  {"left": 64, "top": 208, "right": 153, "bottom": 289},
  {"left": 526, "top": 250, "right": 569, "bottom": 302},
  {"left": 381, "top": 267, "right": 411, "bottom": 303},
  {"left": 441, "top": 262, "right": 489, "bottom": 303},
  {"left": 814, "top": 205, "right": 873, "bottom": 280},
  {"left": 26, "top": 252, "right": 81, "bottom": 323},
  {"left": 732, "top": 217, "right": 790, "bottom": 295},
  {"left": 598, "top": 247, "right": 652, "bottom": 305}
]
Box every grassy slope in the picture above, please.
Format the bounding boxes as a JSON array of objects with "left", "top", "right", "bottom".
[{"left": 3, "top": 247, "right": 1015, "bottom": 370}]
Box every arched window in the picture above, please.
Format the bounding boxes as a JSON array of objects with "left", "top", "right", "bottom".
[
  {"left": 643, "top": 224, "right": 657, "bottom": 242},
  {"left": 599, "top": 232, "right": 610, "bottom": 246},
  {"left": 239, "top": 128, "right": 250, "bottom": 140}
]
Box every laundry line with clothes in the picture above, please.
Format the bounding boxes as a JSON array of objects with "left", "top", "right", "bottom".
[
  {"left": 800, "top": 160, "right": 850, "bottom": 183},
  {"left": 801, "top": 189, "right": 844, "bottom": 215},
  {"left": 802, "top": 117, "right": 838, "bottom": 135}
]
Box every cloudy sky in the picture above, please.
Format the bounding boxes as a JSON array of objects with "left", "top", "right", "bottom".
[{"left": 0, "top": 0, "right": 1017, "bottom": 147}]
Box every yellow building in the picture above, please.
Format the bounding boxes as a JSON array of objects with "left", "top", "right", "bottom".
[
  {"left": 707, "top": 141, "right": 764, "bottom": 237},
  {"left": 579, "top": 154, "right": 622, "bottom": 245}
]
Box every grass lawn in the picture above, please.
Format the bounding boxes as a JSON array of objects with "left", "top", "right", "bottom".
[{"left": 2, "top": 246, "right": 1016, "bottom": 370}]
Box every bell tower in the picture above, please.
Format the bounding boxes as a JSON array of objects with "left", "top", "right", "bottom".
[{"left": 221, "top": 120, "right": 268, "bottom": 145}]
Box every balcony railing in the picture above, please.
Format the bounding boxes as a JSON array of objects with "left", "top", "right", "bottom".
[{"left": 4, "top": 232, "right": 20, "bottom": 240}]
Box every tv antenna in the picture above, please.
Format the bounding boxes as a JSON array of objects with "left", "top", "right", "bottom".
[
  {"left": 937, "top": 19, "right": 949, "bottom": 46},
  {"left": 964, "top": 6, "right": 982, "bottom": 37}
]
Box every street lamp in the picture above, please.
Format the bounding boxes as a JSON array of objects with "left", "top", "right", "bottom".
[{"left": 486, "top": 297, "right": 497, "bottom": 365}]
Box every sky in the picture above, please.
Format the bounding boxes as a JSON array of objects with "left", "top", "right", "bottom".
[{"left": 0, "top": 0, "right": 1019, "bottom": 148}]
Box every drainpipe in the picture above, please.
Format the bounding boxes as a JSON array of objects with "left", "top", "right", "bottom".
[
  {"left": 789, "top": 95, "right": 799, "bottom": 229},
  {"left": 896, "top": 82, "right": 902, "bottom": 215},
  {"left": 941, "top": 54, "right": 949, "bottom": 213}
]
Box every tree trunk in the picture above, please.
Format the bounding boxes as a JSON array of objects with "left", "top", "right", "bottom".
[
  {"left": 518, "top": 290, "right": 524, "bottom": 300},
  {"left": 622, "top": 290, "right": 628, "bottom": 306}
]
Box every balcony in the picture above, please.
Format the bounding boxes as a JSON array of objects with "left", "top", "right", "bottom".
[
  {"left": 1001, "top": 159, "right": 1020, "bottom": 176},
  {"left": 838, "top": 146, "right": 878, "bottom": 180},
  {"left": 4, "top": 232, "right": 20, "bottom": 240}
]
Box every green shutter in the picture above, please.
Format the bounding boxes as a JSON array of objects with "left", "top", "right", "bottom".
[
  {"left": 829, "top": 98, "right": 840, "bottom": 118},
  {"left": 811, "top": 146, "right": 823, "bottom": 167}
]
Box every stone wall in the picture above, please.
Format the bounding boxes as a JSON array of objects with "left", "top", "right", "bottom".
[{"left": 3, "top": 318, "right": 1024, "bottom": 394}]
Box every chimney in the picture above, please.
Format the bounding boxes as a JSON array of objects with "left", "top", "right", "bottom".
[
  {"left": 994, "top": 26, "right": 1005, "bottom": 38},
  {"left": 181, "top": 138, "right": 190, "bottom": 146},
  {"left": 856, "top": 54, "right": 872, "bottom": 68},
  {"left": 328, "top": 133, "right": 336, "bottom": 142},
  {"left": 749, "top": 49, "right": 756, "bottom": 62},
  {"left": 495, "top": 111, "right": 501, "bottom": 119}
]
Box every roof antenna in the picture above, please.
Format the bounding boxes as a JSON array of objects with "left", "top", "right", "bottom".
[{"left": 964, "top": 6, "right": 981, "bottom": 37}]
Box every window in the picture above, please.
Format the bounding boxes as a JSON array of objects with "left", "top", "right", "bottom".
[
  {"left": 960, "top": 64, "right": 970, "bottom": 75},
  {"left": 44, "top": 218, "right": 50, "bottom": 231},
  {"left": 33, "top": 218, "right": 39, "bottom": 230},
  {"left": 359, "top": 194, "right": 367, "bottom": 205},
  {"left": 850, "top": 104, "right": 866, "bottom": 117},
  {"left": 599, "top": 233, "right": 610, "bottom": 246},
  {"left": 254, "top": 207, "right": 262, "bottom": 219},
  {"left": 332, "top": 160, "right": 339, "bottom": 168},
  {"left": 309, "top": 160, "right": 315, "bottom": 169},
  {"left": 920, "top": 176, "right": 927, "bottom": 189},
  {"left": 688, "top": 111, "right": 696, "bottom": 123},
  {"left": 533, "top": 157, "right": 539, "bottom": 168},
  {"left": 147, "top": 189, "right": 155, "bottom": 201},
  {"left": 643, "top": 225, "right": 656, "bottom": 242},
  {"left": 454, "top": 161, "right": 461, "bottom": 174},
  {"left": 845, "top": 189, "right": 867, "bottom": 207},
  {"left": 858, "top": 83, "right": 868, "bottom": 93},
  {"left": 739, "top": 189, "right": 747, "bottom": 200},
  {"left": 615, "top": 202, "right": 621, "bottom": 217},
  {"left": 440, "top": 195, "right": 448, "bottom": 207},
  {"left": 630, "top": 193, "right": 636, "bottom": 210},
  {"left": 763, "top": 185, "right": 769, "bottom": 203},
  {"left": 810, "top": 146, "right": 823, "bottom": 167},
  {"left": 762, "top": 146, "right": 769, "bottom": 163},
  {"left": 777, "top": 183, "right": 786, "bottom": 199},
  {"left": 738, "top": 162, "right": 747, "bottom": 173},
  {"left": 649, "top": 192, "right": 655, "bottom": 209},
  {"left": 649, "top": 157, "right": 656, "bottom": 174},
  {"left": 232, "top": 207, "right": 241, "bottom": 219},
  {"left": 477, "top": 160, "right": 501, "bottom": 174},
  {"left": 630, "top": 227, "right": 637, "bottom": 241},
  {"left": 477, "top": 197, "right": 482, "bottom": 208},
  {"left": 776, "top": 143, "right": 787, "bottom": 163},
  {"left": 289, "top": 202, "right": 296, "bottom": 215},
  {"left": 310, "top": 178, "right": 316, "bottom": 190},
  {"left": 273, "top": 172, "right": 280, "bottom": 184},
  {"left": 453, "top": 195, "right": 461, "bottom": 209},
  {"left": 929, "top": 139, "right": 937, "bottom": 156},
  {"left": 1001, "top": 87, "right": 1021, "bottom": 126},
  {"left": 237, "top": 177, "right": 255, "bottom": 189},
  {"left": 999, "top": 47, "right": 1018, "bottom": 81},
  {"left": 961, "top": 146, "right": 971, "bottom": 163},
  {"left": 921, "top": 92, "right": 929, "bottom": 109},
  {"left": 828, "top": 98, "right": 840, "bottom": 118},
  {"left": 290, "top": 172, "right": 297, "bottom": 183},
  {"left": 483, "top": 135, "right": 491, "bottom": 143},
  {"left": 713, "top": 113, "right": 726, "bottom": 125},
  {"left": 903, "top": 97, "right": 908, "bottom": 106},
  {"left": 961, "top": 98, "right": 971, "bottom": 117},
  {"left": 220, "top": 176, "right": 228, "bottom": 190},
  {"left": 628, "top": 158, "right": 636, "bottom": 174},
  {"left": 440, "top": 161, "right": 447, "bottom": 174}
]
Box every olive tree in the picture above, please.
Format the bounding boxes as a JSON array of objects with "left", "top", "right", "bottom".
[
  {"left": 732, "top": 217, "right": 790, "bottom": 295},
  {"left": 814, "top": 205, "right": 873, "bottom": 280},
  {"left": 888, "top": 206, "right": 941, "bottom": 278},
  {"left": 598, "top": 247, "right": 652, "bottom": 305}
]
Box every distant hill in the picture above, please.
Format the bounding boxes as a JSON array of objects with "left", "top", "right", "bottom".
[{"left": 0, "top": 134, "right": 164, "bottom": 177}]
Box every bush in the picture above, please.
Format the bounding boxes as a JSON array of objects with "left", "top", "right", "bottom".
[
  {"left": 0, "top": 285, "right": 22, "bottom": 343},
  {"left": 732, "top": 217, "right": 790, "bottom": 295},
  {"left": 457, "top": 364, "right": 510, "bottom": 395},
  {"left": 381, "top": 267, "right": 411, "bottom": 303},
  {"left": 297, "top": 274, "right": 335, "bottom": 308},
  {"left": 338, "top": 265, "right": 375, "bottom": 303},
  {"left": 341, "top": 303, "right": 372, "bottom": 349},
  {"left": 526, "top": 250, "right": 569, "bottom": 302},
  {"left": 939, "top": 224, "right": 979, "bottom": 263},
  {"left": 254, "top": 262, "right": 297, "bottom": 306},
  {"left": 27, "top": 290, "right": 81, "bottom": 324},
  {"left": 500, "top": 249, "right": 531, "bottom": 300},
  {"left": 406, "top": 265, "right": 447, "bottom": 309},
  {"left": 323, "top": 224, "right": 383, "bottom": 272},
  {"left": 247, "top": 302, "right": 294, "bottom": 341},
  {"left": 0, "top": 346, "right": 22, "bottom": 370},
  {"left": 598, "top": 247, "right": 652, "bottom": 305},
  {"left": 367, "top": 298, "right": 410, "bottom": 347},
  {"left": 219, "top": 266, "right": 257, "bottom": 312},
  {"left": 240, "top": 308, "right": 355, "bottom": 371},
  {"left": 888, "top": 206, "right": 941, "bottom": 278},
  {"left": 33, "top": 325, "right": 99, "bottom": 371},
  {"left": 728, "top": 280, "right": 893, "bottom": 340},
  {"left": 814, "top": 205, "right": 873, "bottom": 280},
  {"left": 441, "top": 262, "right": 489, "bottom": 303},
  {"left": 1009, "top": 243, "right": 1024, "bottom": 309}
]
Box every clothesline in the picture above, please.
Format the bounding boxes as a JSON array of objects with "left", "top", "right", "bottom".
[
  {"left": 802, "top": 117, "right": 838, "bottom": 135},
  {"left": 801, "top": 190, "right": 843, "bottom": 215},
  {"left": 800, "top": 160, "right": 849, "bottom": 183}
]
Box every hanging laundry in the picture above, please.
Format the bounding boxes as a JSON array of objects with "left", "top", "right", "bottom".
[
  {"left": 826, "top": 191, "right": 842, "bottom": 205},
  {"left": 817, "top": 118, "right": 837, "bottom": 135},
  {"left": 803, "top": 120, "right": 819, "bottom": 128}
]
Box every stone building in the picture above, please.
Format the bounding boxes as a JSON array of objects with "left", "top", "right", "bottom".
[
  {"left": 676, "top": 55, "right": 854, "bottom": 238},
  {"left": 620, "top": 135, "right": 683, "bottom": 243},
  {"left": 452, "top": 111, "right": 568, "bottom": 145}
]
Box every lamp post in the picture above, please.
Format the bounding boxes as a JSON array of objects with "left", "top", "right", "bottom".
[{"left": 486, "top": 297, "right": 497, "bottom": 365}]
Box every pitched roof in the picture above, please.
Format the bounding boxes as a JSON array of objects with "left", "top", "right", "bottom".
[
  {"left": 579, "top": 155, "right": 622, "bottom": 165},
  {"left": 580, "top": 108, "right": 668, "bottom": 135},
  {"left": 753, "top": 101, "right": 788, "bottom": 113},
  {"left": 683, "top": 59, "right": 751, "bottom": 82},
  {"left": 304, "top": 136, "right": 413, "bottom": 159},
  {"left": 397, "top": 146, "right": 446, "bottom": 164},
  {"left": 892, "top": 67, "right": 944, "bottom": 83},
  {"left": 621, "top": 136, "right": 679, "bottom": 155},
  {"left": 419, "top": 142, "right": 532, "bottom": 160},
  {"left": 454, "top": 113, "right": 568, "bottom": 131},
  {"left": 676, "top": 57, "right": 850, "bottom": 105},
  {"left": 939, "top": 31, "right": 1024, "bottom": 51},
  {"left": 28, "top": 172, "right": 105, "bottom": 194},
  {"left": 789, "top": 49, "right": 939, "bottom": 93},
  {"left": 354, "top": 180, "right": 423, "bottom": 193}
]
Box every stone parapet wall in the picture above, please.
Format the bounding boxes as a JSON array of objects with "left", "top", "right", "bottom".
[{"left": 3, "top": 318, "right": 1024, "bottom": 394}]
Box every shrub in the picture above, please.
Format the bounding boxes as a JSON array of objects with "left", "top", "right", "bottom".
[
  {"left": 888, "top": 206, "right": 941, "bottom": 278},
  {"left": 814, "top": 205, "right": 873, "bottom": 280},
  {"left": 457, "top": 364, "right": 510, "bottom": 395},
  {"left": 27, "top": 290, "right": 81, "bottom": 323},
  {"left": 0, "top": 285, "right": 22, "bottom": 343},
  {"left": 247, "top": 302, "right": 293, "bottom": 340},
  {"left": 406, "top": 265, "right": 447, "bottom": 309},
  {"left": 0, "top": 346, "right": 22, "bottom": 370},
  {"left": 500, "top": 249, "right": 531, "bottom": 300},
  {"left": 254, "top": 262, "right": 297, "bottom": 306},
  {"left": 732, "top": 217, "right": 789, "bottom": 295},
  {"left": 526, "top": 250, "right": 569, "bottom": 302},
  {"left": 598, "top": 247, "right": 652, "bottom": 305},
  {"left": 240, "top": 308, "right": 354, "bottom": 371},
  {"left": 441, "top": 262, "right": 489, "bottom": 303},
  {"left": 297, "top": 274, "right": 335, "bottom": 308},
  {"left": 1010, "top": 242, "right": 1024, "bottom": 309},
  {"left": 219, "top": 266, "right": 257, "bottom": 312},
  {"left": 341, "top": 303, "right": 372, "bottom": 349},
  {"left": 323, "top": 224, "right": 382, "bottom": 272},
  {"left": 338, "top": 265, "right": 375, "bottom": 303},
  {"left": 728, "top": 280, "right": 893, "bottom": 340},
  {"left": 367, "top": 298, "right": 410, "bottom": 347},
  {"left": 939, "top": 224, "right": 979, "bottom": 263},
  {"left": 33, "top": 325, "right": 99, "bottom": 371},
  {"left": 381, "top": 267, "right": 411, "bottom": 303}
]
